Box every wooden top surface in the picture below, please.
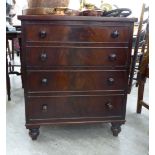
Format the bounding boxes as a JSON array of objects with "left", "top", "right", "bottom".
[{"left": 18, "top": 15, "right": 137, "bottom": 22}]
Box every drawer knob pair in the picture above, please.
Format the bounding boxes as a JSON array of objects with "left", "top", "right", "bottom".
[
  {"left": 109, "top": 53, "right": 117, "bottom": 61},
  {"left": 39, "top": 31, "right": 47, "bottom": 38},
  {"left": 111, "top": 30, "right": 119, "bottom": 38},
  {"left": 40, "top": 52, "right": 47, "bottom": 61},
  {"left": 106, "top": 102, "right": 113, "bottom": 110}
]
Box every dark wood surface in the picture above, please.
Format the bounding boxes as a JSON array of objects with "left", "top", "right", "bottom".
[
  {"left": 18, "top": 15, "right": 136, "bottom": 139},
  {"left": 27, "top": 95, "right": 125, "bottom": 119},
  {"left": 24, "top": 24, "right": 130, "bottom": 42},
  {"left": 18, "top": 15, "right": 137, "bottom": 22},
  {"left": 25, "top": 47, "right": 129, "bottom": 67},
  {"left": 26, "top": 70, "right": 128, "bottom": 92}
]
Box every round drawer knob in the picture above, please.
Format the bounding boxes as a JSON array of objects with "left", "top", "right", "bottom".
[
  {"left": 107, "top": 77, "right": 115, "bottom": 85},
  {"left": 106, "top": 102, "right": 113, "bottom": 110},
  {"left": 40, "top": 52, "right": 47, "bottom": 61},
  {"left": 41, "top": 78, "right": 48, "bottom": 85},
  {"left": 111, "top": 30, "right": 119, "bottom": 38},
  {"left": 42, "top": 104, "right": 48, "bottom": 112},
  {"left": 39, "top": 31, "right": 46, "bottom": 38},
  {"left": 109, "top": 53, "right": 117, "bottom": 61}
]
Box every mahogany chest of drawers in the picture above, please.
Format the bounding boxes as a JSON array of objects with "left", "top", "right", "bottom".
[{"left": 18, "top": 15, "right": 136, "bottom": 140}]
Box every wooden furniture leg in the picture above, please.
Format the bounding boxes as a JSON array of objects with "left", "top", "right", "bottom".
[
  {"left": 18, "top": 37, "right": 24, "bottom": 88},
  {"left": 111, "top": 122, "right": 122, "bottom": 137},
  {"left": 6, "top": 57, "right": 11, "bottom": 101},
  {"left": 28, "top": 127, "right": 40, "bottom": 140},
  {"left": 137, "top": 77, "right": 146, "bottom": 113}
]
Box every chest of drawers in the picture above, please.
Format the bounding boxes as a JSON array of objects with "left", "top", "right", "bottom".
[{"left": 18, "top": 15, "right": 136, "bottom": 140}]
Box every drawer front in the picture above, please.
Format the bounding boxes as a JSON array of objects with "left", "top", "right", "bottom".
[
  {"left": 26, "top": 47, "right": 129, "bottom": 67},
  {"left": 25, "top": 24, "right": 130, "bottom": 42},
  {"left": 26, "top": 70, "right": 128, "bottom": 92},
  {"left": 27, "top": 95, "right": 125, "bottom": 120}
]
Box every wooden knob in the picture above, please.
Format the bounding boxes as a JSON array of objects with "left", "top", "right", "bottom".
[
  {"left": 111, "top": 30, "right": 119, "bottom": 38},
  {"left": 106, "top": 102, "right": 113, "bottom": 110},
  {"left": 107, "top": 77, "right": 115, "bottom": 85},
  {"left": 40, "top": 52, "right": 47, "bottom": 61},
  {"left": 109, "top": 53, "right": 117, "bottom": 61},
  {"left": 39, "top": 31, "right": 46, "bottom": 38},
  {"left": 41, "top": 78, "right": 48, "bottom": 85},
  {"left": 42, "top": 104, "right": 48, "bottom": 112}
]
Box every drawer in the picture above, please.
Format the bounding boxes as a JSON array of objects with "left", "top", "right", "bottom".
[
  {"left": 26, "top": 47, "right": 129, "bottom": 67},
  {"left": 26, "top": 70, "right": 128, "bottom": 92},
  {"left": 27, "top": 95, "right": 125, "bottom": 120},
  {"left": 25, "top": 24, "right": 130, "bottom": 42}
]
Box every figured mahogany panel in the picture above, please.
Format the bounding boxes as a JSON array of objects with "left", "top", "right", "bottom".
[
  {"left": 26, "top": 47, "right": 129, "bottom": 67},
  {"left": 27, "top": 95, "right": 125, "bottom": 119},
  {"left": 26, "top": 70, "right": 128, "bottom": 92},
  {"left": 25, "top": 24, "right": 130, "bottom": 42}
]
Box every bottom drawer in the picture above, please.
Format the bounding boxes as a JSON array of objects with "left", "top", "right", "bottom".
[{"left": 27, "top": 94, "right": 126, "bottom": 120}]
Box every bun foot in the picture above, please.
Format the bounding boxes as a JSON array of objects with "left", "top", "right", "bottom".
[
  {"left": 111, "top": 123, "right": 122, "bottom": 137},
  {"left": 29, "top": 128, "right": 40, "bottom": 140}
]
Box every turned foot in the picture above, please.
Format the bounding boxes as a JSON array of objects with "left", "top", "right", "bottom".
[
  {"left": 111, "top": 123, "right": 122, "bottom": 137},
  {"left": 29, "top": 128, "right": 40, "bottom": 140}
]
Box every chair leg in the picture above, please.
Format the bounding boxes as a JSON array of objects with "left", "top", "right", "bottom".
[
  {"left": 18, "top": 37, "right": 24, "bottom": 88},
  {"left": 6, "top": 40, "right": 11, "bottom": 60},
  {"left": 11, "top": 39, "right": 15, "bottom": 71},
  {"left": 135, "top": 54, "right": 143, "bottom": 87},
  {"left": 17, "top": 50, "right": 20, "bottom": 56},
  {"left": 6, "top": 57, "right": 11, "bottom": 101},
  {"left": 136, "top": 77, "right": 145, "bottom": 113},
  {"left": 7, "top": 73, "right": 11, "bottom": 101}
]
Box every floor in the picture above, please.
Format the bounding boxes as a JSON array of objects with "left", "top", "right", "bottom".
[{"left": 6, "top": 63, "right": 149, "bottom": 155}]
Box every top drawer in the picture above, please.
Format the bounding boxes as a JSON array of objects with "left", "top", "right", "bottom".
[{"left": 24, "top": 24, "right": 130, "bottom": 43}]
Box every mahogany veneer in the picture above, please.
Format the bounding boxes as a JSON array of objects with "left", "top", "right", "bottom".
[{"left": 18, "top": 15, "right": 137, "bottom": 140}]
